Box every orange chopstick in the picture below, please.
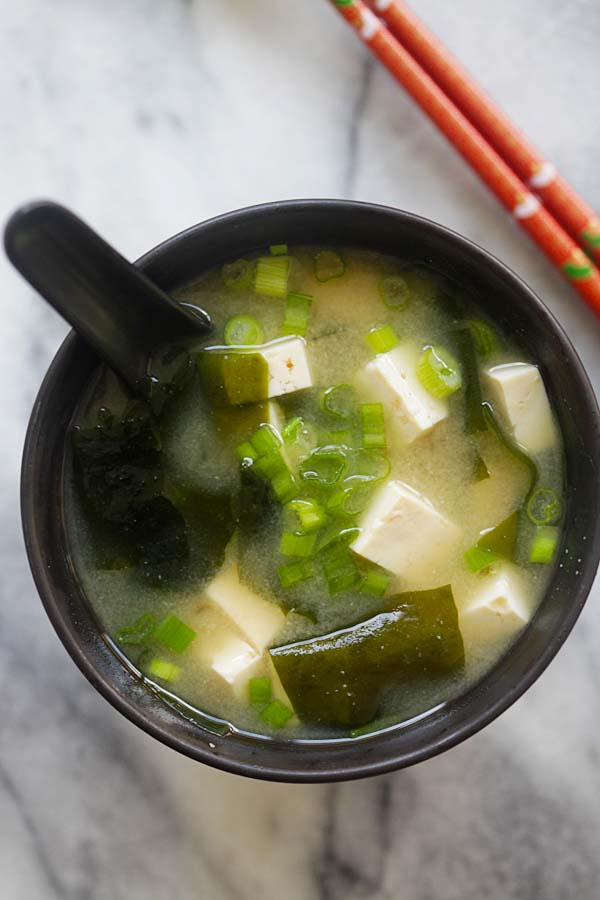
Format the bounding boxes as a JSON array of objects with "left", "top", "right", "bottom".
[
  {"left": 327, "top": 0, "right": 600, "bottom": 319},
  {"left": 366, "top": 0, "right": 600, "bottom": 263}
]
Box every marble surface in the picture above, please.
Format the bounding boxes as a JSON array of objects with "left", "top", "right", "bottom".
[{"left": 1, "top": 1, "right": 600, "bottom": 897}]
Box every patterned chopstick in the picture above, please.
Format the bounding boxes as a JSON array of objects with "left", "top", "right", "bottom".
[
  {"left": 328, "top": 0, "right": 600, "bottom": 318},
  {"left": 366, "top": 0, "right": 600, "bottom": 263}
]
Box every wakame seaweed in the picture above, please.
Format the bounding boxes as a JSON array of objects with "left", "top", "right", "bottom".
[
  {"left": 270, "top": 585, "right": 464, "bottom": 727},
  {"left": 72, "top": 390, "right": 189, "bottom": 583}
]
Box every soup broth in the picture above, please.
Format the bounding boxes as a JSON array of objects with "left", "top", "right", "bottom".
[{"left": 65, "top": 246, "right": 564, "bottom": 739}]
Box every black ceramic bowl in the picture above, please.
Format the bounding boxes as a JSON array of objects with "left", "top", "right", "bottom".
[{"left": 21, "top": 200, "right": 600, "bottom": 782}]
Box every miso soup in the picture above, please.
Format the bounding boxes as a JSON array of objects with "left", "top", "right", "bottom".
[{"left": 65, "top": 245, "right": 564, "bottom": 740}]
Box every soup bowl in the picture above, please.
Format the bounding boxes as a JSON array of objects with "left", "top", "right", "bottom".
[{"left": 21, "top": 200, "right": 600, "bottom": 782}]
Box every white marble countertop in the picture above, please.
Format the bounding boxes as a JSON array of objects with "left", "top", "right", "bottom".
[{"left": 1, "top": 1, "right": 599, "bottom": 898}]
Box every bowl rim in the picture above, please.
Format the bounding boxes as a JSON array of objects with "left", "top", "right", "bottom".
[{"left": 21, "top": 198, "right": 600, "bottom": 782}]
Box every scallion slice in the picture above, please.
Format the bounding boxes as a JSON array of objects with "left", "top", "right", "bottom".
[
  {"left": 321, "top": 384, "right": 356, "bottom": 419},
  {"left": 270, "top": 244, "right": 288, "bottom": 256},
  {"left": 222, "top": 258, "right": 253, "bottom": 291},
  {"left": 282, "top": 416, "right": 304, "bottom": 443},
  {"left": 314, "top": 250, "right": 345, "bottom": 283},
  {"left": 254, "top": 256, "right": 290, "bottom": 298},
  {"left": 417, "top": 346, "right": 462, "bottom": 398},
  {"left": 529, "top": 526, "right": 559, "bottom": 564},
  {"left": 154, "top": 615, "right": 197, "bottom": 654},
  {"left": 271, "top": 468, "right": 300, "bottom": 503},
  {"left": 321, "top": 546, "right": 361, "bottom": 595},
  {"left": 250, "top": 424, "right": 283, "bottom": 456},
  {"left": 326, "top": 484, "right": 373, "bottom": 517},
  {"left": 224, "top": 315, "right": 264, "bottom": 346},
  {"left": 526, "top": 488, "right": 561, "bottom": 526},
  {"left": 360, "top": 568, "right": 391, "bottom": 597},
  {"left": 365, "top": 325, "right": 399, "bottom": 355},
  {"left": 148, "top": 658, "right": 181, "bottom": 682},
  {"left": 278, "top": 559, "right": 315, "bottom": 589},
  {"left": 464, "top": 546, "right": 501, "bottom": 573},
  {"left": 282, "top": 292, "right": 313, "bottom": 337},
  {"left": 467, "top": 318, "right": 499, "bottom": 358},
  {"left": 299, "top": 446, "right": 347, "bottom": 487},
  {"left": 317, "top": 524, "right": 361, "bottom": 555},
  {"left": 279, "top": 531, "right": 318, "bottom": 558},
  {"left": 285, "top": 498, "right": 328, "bottom": 534},
  {"left": 115, "top": 613, "right": 158, "bottom": 646},
  {"left": 249, "top": 676, "right": 272, "bottom": 705},
  {"left": 345, "top": 449, "right": 391, "bottom": 484},
  {"left": 378, "top": 275, "right": 410, "bottom": 309},
  {"left": 260, "top": 699, "right": 294, "bottom": 728},
  {"left": 235, "top": 440, "right": 259, "bottom": 463},
  {"left": 359, "top": 403, "right": 386, "bottom": 449}
]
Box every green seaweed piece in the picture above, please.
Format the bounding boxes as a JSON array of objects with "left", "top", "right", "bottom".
[
  {"left": 454, "top": 326, "right": 486, "bottom": 433},
  {"left": 482, "top": 403, "right": 538, "bottom": 500},
  {"left": 477, "top": 511, "right": 519, "bottom": 558},
  {"left": 270, "top": 585, "right": 464, "bottom": 727},
  {"left": 196, "top": 348, "right": 269, "bottom": 407},
  {"left": 473, "top": 452, "right": 490, "bottom": 481}
]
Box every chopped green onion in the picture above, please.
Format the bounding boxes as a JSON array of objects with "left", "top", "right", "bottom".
[
  {"left": 365, "top": 325, "right": 399, "bottom": 355},
  {"left": 260, "top": 699, "right": 294, "bottom": 728},
  {"left": 378, "top": 275, "right": 410, "bottom": 310},
  {"left": 235, "top": 440, "right": 259, "bottom": 463},
  {"left": 279, "top": 531, "right": 318, "bottom": 558},
  {"left": 417, "top": 346, "right": 462, "bottom": 398},
  {"left": 285, "top": 498, "right": 328, "bottom": 534},
  {"left": 299, "top": 447, "right": 347, "bottom": 486},
  {"left": 317, "top": 524, "right": 361, "bottom": 555},
  {"left": 222, "top": 258, "right": 253, "bottom": 291},
  {"left": 270, "top": 244, "right": 288, "bottom": 256},
  {"left": 115, "top": 613, "right": 157, "bottom": 646},
  {"left": 345, "top": 449, "right": 391, "bottom": 484},
  {"left": 529, "top": 526, "right": 559, "bottom": 564},
  {"left": 321, "top": 546, "right": 361, "bottom": 595},
  {"left": 360, "top": 568, "right": 391, "bottom": 597},
  {"left": 314, "top": 250, "right": 345, "bottom": 283},
  {"left": 526, "top": 488, "right": 561, "bottom": 526},
  {"left": 359, "top": 403, "right": 386, "bottom": 449},
  {"left": 282, "top": 416, "right": 304, "bottom": 443},
  {"left": 271, "top": 468, "right": 300, "bottom": 503},
  {"left": 254, "top": 256, "right": 290, "bottom": 298},
  {"left": 148, "top": 658, "right": 181, "bottom": 682},
  {"left": 154, "top": 615, "right": 197, "bottom": 654},
  {"left": 464, "top": 546, "right": 501, "bottom": 573},
  {"left": 224, "top": 315, "right": 264, "bottom": 346},
  {"left": 326, "top": 484, "right": 373, "bottom": 517},
  {"left": 282, "top": 292, "right": 312, "bottom": 337},
  {"left": 278, "top": 559, "right": 315, "bottom": 589},
  {"left": 467, "top": 318, "right": 499, "bottom": 358},
  {"left": 321, "top": 384, "right": 356, "bottom": 419},
  {"left": 250, "top": 424, "right": 283, "bottom": 456},
  {"left": 249, "top": 676, "right": 272, "bottom": 705}
]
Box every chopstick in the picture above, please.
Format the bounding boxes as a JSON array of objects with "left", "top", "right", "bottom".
[
  {"left": 366, "top": 0, "right": 600, "bottom": 264},
  {"left": 327, "top": 0, "right": 600, "bottom": 319}
]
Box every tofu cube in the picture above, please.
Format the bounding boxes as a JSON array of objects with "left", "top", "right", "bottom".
[
  {"left": 459, "top": 564, "right": 530, "bottom": 642},
  {"left": 211, "top": 635, "right": 261, "bottom": 698},
  {"left": 355, "top": 344, "right": 447, "bottom": 444},
  {"left": 351, "top": 480, "right": 461, "bottom": 579},
  {"left": 483, "top": 363, "right": 555, "bottom": 454},
  {"left": 204, "top": 564, "right": 286, "bottom": 652},
  {"left": 260, "top": 337, "right": 312, "bottom": 399}
]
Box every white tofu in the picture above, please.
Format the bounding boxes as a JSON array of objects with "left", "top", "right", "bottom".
[
  {"left": 260, "top": 337, "right": 312, "bottom": 399},
  {"left": 355, "top": 343, "right": 447, "bottom": 444},
  {"left": 211, "top": 635, "right": 261, "bottom": 698},
  {"left": 204, "top": 564, "right": 286, "bottom": 652},
  {"left": 351, "top": 480, "right": 461, "bottom": 579},
  {"left": 459, "top": 564, "right": 530, "bottom": 642},
  {"left": 483, "top": 363, "right": 555, "bottom": 454}
]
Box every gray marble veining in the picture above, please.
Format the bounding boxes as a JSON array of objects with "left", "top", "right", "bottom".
[{"left": 1, "top": 1, "right": 599, "bottom": 898}]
